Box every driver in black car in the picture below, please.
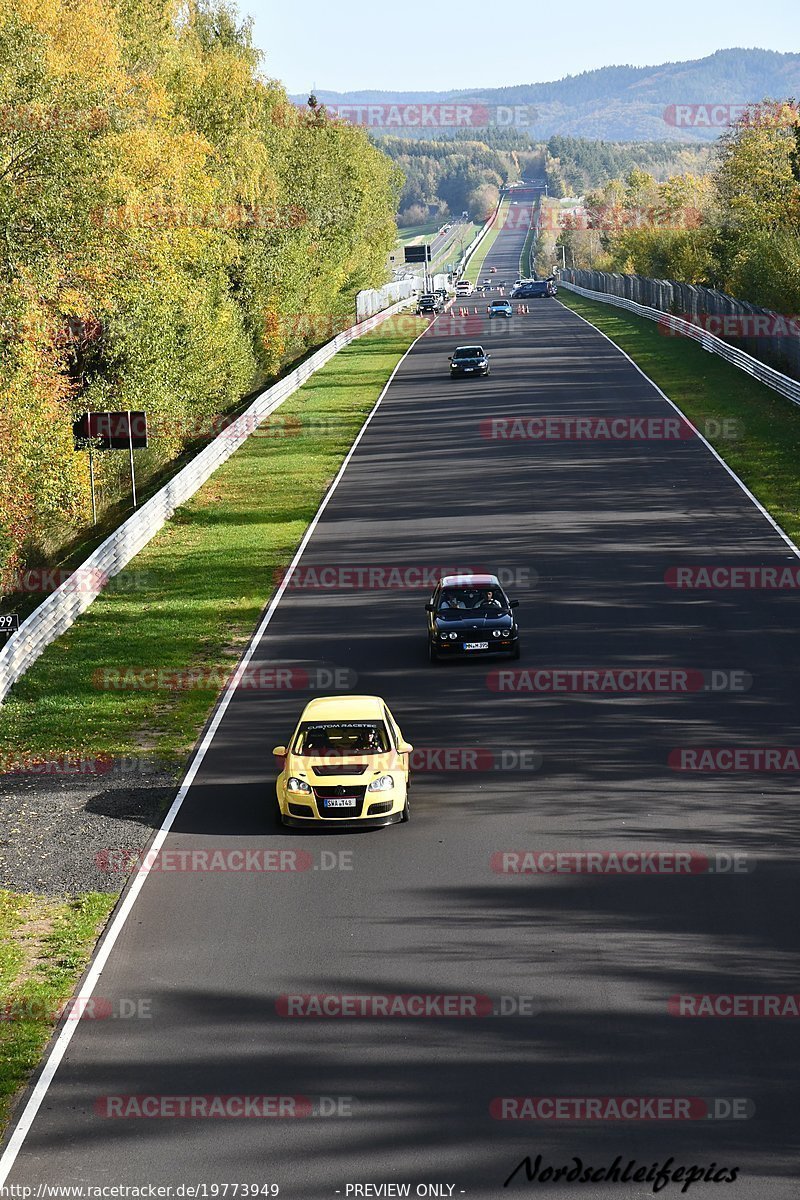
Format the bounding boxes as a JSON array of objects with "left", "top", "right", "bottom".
[{"left": 483, "top": 589, "right": 503, "bottom": 611}]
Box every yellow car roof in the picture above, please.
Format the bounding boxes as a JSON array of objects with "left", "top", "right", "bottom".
[{"left": 298, "top": 695, "right": 387, "bottom": 722}]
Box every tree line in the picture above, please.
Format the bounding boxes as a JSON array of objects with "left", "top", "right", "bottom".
[
  {"left": 554, "top": 103, "right": 800, "bottom": 315},
  {"left": 0, "top": 0, "right": 400, "bottom": 592}
]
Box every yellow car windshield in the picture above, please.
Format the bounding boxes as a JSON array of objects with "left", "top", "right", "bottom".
[{"left": 293, "top": 721, "right": 391, "bottom": 756}]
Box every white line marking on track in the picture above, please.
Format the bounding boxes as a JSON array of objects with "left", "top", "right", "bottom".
[
  {"left": 560, "top": 299, "right": 800, "bottom": 561},
  {"left": 0, "top": 319, "right": 429, "bottom": 1185}
]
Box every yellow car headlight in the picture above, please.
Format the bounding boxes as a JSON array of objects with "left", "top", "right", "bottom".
[
  {"left": 367, "top": 775, "right": 395, "bottom": 792},
  {"left": 287, "top": 777, "right": 312, "bottom": 794}
]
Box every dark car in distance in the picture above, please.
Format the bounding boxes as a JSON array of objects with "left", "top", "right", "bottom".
[
  {"left": 448, "top": 345, "right": 490, "bottom": 377},
  {"left": 426, "top": 574, "right": 520, "bottom": 662},
  {"left": 512, "top": 276, "right": 557, "bottom": 299},
  {"left": 512, "top": 280, "right": 548, "bottom": 299},
  {"left": 417, "top": 293, "right": 444, "bottom": 315}
]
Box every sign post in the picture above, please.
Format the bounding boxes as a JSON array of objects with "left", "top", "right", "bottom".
[
  {"left": 88, "top": 444, "right": 97, "bottom": 524},
  {"left": 0, "top": 613, "right": 19, "bottom": 643},
  {"left": 404, "top": 244, "right": 432, "bottom": 292},
  {"left": 128, "top": 412, "right": 138, "bottom": 508},
  {"left": 73, "top": 411, "right": 148, "bottom": 518}
]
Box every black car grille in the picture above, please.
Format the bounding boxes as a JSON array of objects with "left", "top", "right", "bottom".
[
  {"left": 313, "top": 785, "right": 367, "bottom": 818},
  {"left": 312, "top": 764, "right": 369, "bottom": 777}
]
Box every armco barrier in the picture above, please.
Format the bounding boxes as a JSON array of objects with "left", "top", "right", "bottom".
[
  {"left": 560, "top": 269, "right": 800, "bottom": 383},
  {"left": 559, "top": 281, "right": 800, "bottom": 409},
  {"left": 0, "top": 295, "right": 417, "bottom": 705}
]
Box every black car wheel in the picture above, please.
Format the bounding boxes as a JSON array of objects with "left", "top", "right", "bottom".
[
  {"left": 511, "top": 641, "right": 520, "bottom": 660},
  {"left": 428, "top": 638, "right": 440, "bottom": 664}
]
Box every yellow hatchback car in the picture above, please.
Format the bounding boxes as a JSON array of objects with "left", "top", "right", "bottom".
[{"left": 273, "top": 695, "right": 413, "bottom": 828}]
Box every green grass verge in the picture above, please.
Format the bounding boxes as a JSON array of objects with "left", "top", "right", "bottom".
[
  {"left": 395, "top": 221, "right": 441, "bottom": 246},
  {"left": 464, "top": 200, "right": 511, "bottom": 284},
  {"left": 0, "top": 320, "right": 423, "bottom": 767},
  {"left": 0, "top": 890, "right": 117, "bottom": 1128},
  {"left": 558, "top": 290, "right": 800, "bottom": 544}
]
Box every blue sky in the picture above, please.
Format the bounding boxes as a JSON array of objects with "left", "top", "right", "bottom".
[{"left": 246, "top": 0, "right": 800, "bottom": 94}]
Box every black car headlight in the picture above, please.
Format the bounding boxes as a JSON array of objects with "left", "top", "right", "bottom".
[{"left": 492, "top": 629, "right": 502, "bottom": 638}]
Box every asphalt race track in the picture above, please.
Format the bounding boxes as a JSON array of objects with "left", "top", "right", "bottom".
[{"left": 3, "top": 186, "right": 799, "bottom": 1197}]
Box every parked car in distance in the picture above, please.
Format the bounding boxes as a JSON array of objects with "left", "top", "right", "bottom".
[
  {"left": 417, "top": 293, "right": 444, "bottom": 315},
  {"left": 455, "top": 279, "right": 473, "bottom": 295},
  {"left": 512, "top": 280, "right": 550, "bottom": 299},
  {"left": 449, "top": 345, "right": 490, "bottom": 377}
]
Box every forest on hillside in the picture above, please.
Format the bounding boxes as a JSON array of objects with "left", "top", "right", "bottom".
[
  {"left": 302, "top": 49, "right": 800, "bottom": 142},
  {"left": 544, "top": 136, "right": 714, "bottom": 195}
]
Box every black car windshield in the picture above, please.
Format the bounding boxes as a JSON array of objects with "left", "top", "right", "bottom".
[
  {"left": 453, "top": 347, "right": 484, "bottom": 359},
  {"left": 293, "top": 721, "right": 390, "bottom": 755},
  {"left": 438, "top": 588, "right": 508, "bottom": 614}
]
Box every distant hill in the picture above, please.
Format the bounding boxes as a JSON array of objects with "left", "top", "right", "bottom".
[{"left": 291, "top": 49, "right": 800, "bottom": 142}]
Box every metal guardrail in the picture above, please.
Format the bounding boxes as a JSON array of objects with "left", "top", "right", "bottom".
[
  {"left": 0, "top": 294, "right": 416, "bottom": 705},
  {"left": 559, "top": 281, "right": 800, "bottom": 408}
]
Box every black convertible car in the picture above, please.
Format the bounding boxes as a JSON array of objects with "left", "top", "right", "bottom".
[{"left": 425, "top": 573, "right": 520, "bottom": 662}]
